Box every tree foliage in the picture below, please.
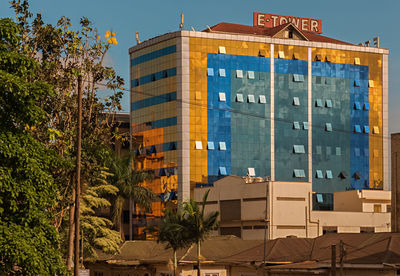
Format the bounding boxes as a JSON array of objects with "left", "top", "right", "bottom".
[
  {"left": 183, "top": 190, "right": 219, "bottom": 276},
  {"left": 153, "top": 207, "right": 192, "bottom": 276},
  {"left": 108, "top": 153, "right": 155, "bottom": 239},
  {"left": 81, "top": 167, "right": 121, "bottom": 257},
  {"left": 0, "top": 17, "right": 66, "bottom": 275},
  {"left": 3, "top": 0, "right": 134, "bottom": 268}
]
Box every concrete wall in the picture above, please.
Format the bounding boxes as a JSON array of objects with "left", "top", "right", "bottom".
[
  {"left": 194, "top": 176, "right": 391, "bottom": 240},
  {"left": 334, "top": 190, "right": 363, "bottom": 212}
]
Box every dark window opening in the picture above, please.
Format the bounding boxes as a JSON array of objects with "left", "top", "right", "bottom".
[
  {"left": 288, "top": 31, "right": 293, "bottom": 38},
  {"left": 220, "top": 227, "right": 241, "bottom": 238}
]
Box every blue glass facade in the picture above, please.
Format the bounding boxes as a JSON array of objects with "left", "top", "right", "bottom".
[
  {"left": 202, "top": 55, "right": 373, "bottom": 195},
  {"left": 274, "top": 59, "right": 308, "bottom": 182},
  {"left": 206, "top": 54, "right": 270, "bottom": 184}
]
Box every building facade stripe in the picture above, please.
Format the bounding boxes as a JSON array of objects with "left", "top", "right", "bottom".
[{"left": 131, "top": 45, "right": 176, "bottom": 66}]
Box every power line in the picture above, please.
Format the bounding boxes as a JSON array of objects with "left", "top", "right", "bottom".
[{"left": 89, "top": 80, "right": 392, "bottom": 141}]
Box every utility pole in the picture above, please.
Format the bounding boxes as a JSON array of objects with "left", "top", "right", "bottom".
[
  {"left": 331, "top": 244, "right": 336, "bottom": 276},
  {"left": 74, "top": 75, "right": 83, "bottom": 276},
  {"left": 339, "top": 240, "right": 344, "bottom": 276}
]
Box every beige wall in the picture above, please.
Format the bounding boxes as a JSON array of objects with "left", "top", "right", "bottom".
[{"left": 194, "top": 176, "right": 391, "bottom": 240}]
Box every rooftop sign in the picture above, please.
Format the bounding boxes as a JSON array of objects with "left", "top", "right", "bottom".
[{"left": 253, "top": 12, "right": 322, "bottom": 34}]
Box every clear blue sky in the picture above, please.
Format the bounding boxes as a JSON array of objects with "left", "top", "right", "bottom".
[{"left": 1, "top": 0, "right": 399, "bottom": 133}]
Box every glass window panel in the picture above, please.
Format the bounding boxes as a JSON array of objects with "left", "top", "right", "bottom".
[
  {"left": 219, "top": 167, "right": 227, "bottom": 175},
  {"left": 303, "top": 122, "right": 309, "bottom": 130},
  {"left": 326, "top": 170, "right": 333, "bottom": 179},
  {"left": 248, "top": 94, "right": 255, "bottom": 103},
  {"left": 325, "top": 123, "right": 332, "bottom": 132},
  {"left": 259, "top": 95, "right": 266, "bottom": 104},
  {"left": 373, "top": 126, "right": 380, "bottom": 134},
  {"left": 355, "top": 148, "right": 360, "bottom": 157},
  {"left": 315, "top": 54, "right": 322, "bottom": 61},
  {"left": 354, "top": 125, "right": 361, "bottom": 133},
  {"left": 219, "top": 92, "right": 226, "bottom": 102},
  {"left": 293, "top": 121, "right": 301, "bottom": 130},
  {"left": 248, "top": 168, "right": 256, "bottom": 176},
  {"left": 369, "top": 80, "right": 374, "bottom": 88},
  {"left": 236, "top": 70, "right": 243, "bottom": 78},
  {"left": 293, "top": 74, "right": 304, "bottom": 82},
  {"left": 195, "top": 141, "right": 203, "bottom": 150},
  {"left": 207, "top": 68, "right": 214, "bottom": 76},
  {"left": 354, "top": 80, "right": 360, "bottom": 87},
  {"left": 195, "top": 91, "right": 202, "bottom": 100},
  {"left": 316, "top": 194, "right": 323, "bottom": 202},
  {"left": 316, "top": 170, "right": 323, "bottom": 179},
  {"left": 354, "top": 57, "right": 360, "bottom": 65},
  {"left": 316, "top": 146, "right": 322, "bottom": 155},
  {"left": 207, "top": 141, "right": 215, "bottom": 150},
  {"left": 248, "top": 71, "right": 255, "bottom": 79},
  {"left": 325, "top": 78, "right": 331, "bottom": 85},
  {"left": 293, "top": 97, "right": 300, "bottom": 106},
  {"left": 278, "top": 51, "right": 285, "bottom": 58},
  {"left": 236, "top": 93, "right": 244, "bottom": 102},
  {"left": 219, "top": 141, "right": 226, "bottom": 150},
  {"left": 218, "top": 46, "right": 226, "bottom": 54},
  {"left": 316, "top": 99, "right": 323, "bottom": 107},
  {"left": 293, "top": 145, "right": 305, "bottom": 154},
  {"left": 325, "top": 55, "right": 332, "bottom": 62},
  {"left": 325, "top": 99, "right": 333, "bottom": 108},
  {"left": 364, "top": 103, "right": 370, "bottom": 110},
  {"left": 354, "top": 102, "right": 361, "bottom": 110},
  {"left": 219, "top": 68, "right": 226, "bottom": 77},
  {"left": 294, "top": 169, "right": 305, "bottom": 178},
  {"left": 364, "top": 148, "right": 369, "bottom": 157},
  {"left": 364, "top": 126, "right": 370, "bottom": 133},
  {"left": 336, "top": 147, "right": 341, "bottom": 156}
]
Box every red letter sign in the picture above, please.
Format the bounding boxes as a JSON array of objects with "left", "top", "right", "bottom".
[{"left": 253, "top": 12, "right": 322, "bottom": 34}]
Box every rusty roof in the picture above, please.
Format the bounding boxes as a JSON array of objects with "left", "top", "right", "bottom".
[
  {"left": 222, "top": 233, "right": 400, "bottom": 266},
  {"left": 203, "top": 22, "right": 353, "bottom": 45},
  {"left": 88, "top": 233, "right": 400, "bottom": 267}
]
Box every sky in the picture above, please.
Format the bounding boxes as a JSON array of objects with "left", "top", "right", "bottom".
[{"left": 1, "top": 0, "right": 399, "bottom": 133}]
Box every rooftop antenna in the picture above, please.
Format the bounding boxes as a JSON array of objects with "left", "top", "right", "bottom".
[
  {"left": 206, "top": 25, "right": 212, "bottom": 32},
  {"left": 179, "top": 13, "right": 184, "bottom": 30},
  {"left": 136, "top": 32, "right": 141, "bottom": 44},
  {"left": 373, "top": 36, "right": 380, "bottom": 48}
]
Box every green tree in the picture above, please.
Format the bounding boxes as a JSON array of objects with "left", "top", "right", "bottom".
[
  {"left": 81, "top": 167, "right": 121, "bottom": 258},
  {"left": 183, "top": 190, "right": 219, "bottom": 276},
  {"left": 150, "top": 207, "right": 192, "bottom": 276},
  {"left": 9, "top": 1, "right": 125, "bottom": 271},
  {"left": 108, "top": 154, "right": 155, "bottom": 240},
  {"left": 0, "top": 18, "right": 66, "bottom": 275}
]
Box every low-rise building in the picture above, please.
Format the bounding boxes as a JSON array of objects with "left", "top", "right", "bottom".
[
  {"left": 86, "top": 233, "right": 400, "bottom": 276},
  {"left": 194, "top": 175, "right": 391, "bottom": 240}
]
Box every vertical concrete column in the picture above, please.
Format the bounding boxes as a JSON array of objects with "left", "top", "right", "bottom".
[
  {"left": 391, "top": 133, "right": 400, "bottom": 232},
  {"left": 308, "top": 48, "right": 313, "bottom": 184},
  {"left": 176, "top": 34, "right": 191, "bottom": 203},
  {"left": 383, "top": 54, "right": 389, "bottom": 190},
  {"left": 270, "top": 44, "right": 275, "bottom": 181}
]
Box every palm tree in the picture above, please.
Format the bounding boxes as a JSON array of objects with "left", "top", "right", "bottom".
[
  {"left": 150, "top": 207, "right": 192, "bottom": 276},
  {"left": 183, "top": 190, "right": 219, "bottom": 276},
  {"left": 108, "top": 153, "right": 155, "bottom": 240}
]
